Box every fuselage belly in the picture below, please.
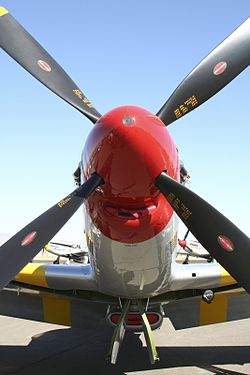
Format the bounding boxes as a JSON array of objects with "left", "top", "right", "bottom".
[{"left": 84, "top": 213, "right": 178, "bottom": 298}]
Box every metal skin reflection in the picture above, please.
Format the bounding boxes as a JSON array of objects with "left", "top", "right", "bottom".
[{"left": 81, "top": 105, "right": 180, "bottom": 298}]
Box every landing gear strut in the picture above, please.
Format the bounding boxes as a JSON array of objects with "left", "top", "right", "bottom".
[{"left": 107, "top": 299, "right": 160, "bottom": 365}]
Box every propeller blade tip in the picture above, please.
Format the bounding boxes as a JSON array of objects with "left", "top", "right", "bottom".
[{"left": 0, "top": 6, "right": 8, "bottom": 16}]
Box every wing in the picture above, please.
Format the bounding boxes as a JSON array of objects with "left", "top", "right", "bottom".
[
  {"left": 3, "top": 265, "right": 250, "bottom": 330},
  {"left": 163, "top": 286, "right": 250, "bottom": 330},
  {"left": 149, "top": 260, "right": 250, "bottom": 330},
  {"left": 1, "top": 258, "right": 117, "bottom": 327},
  {"left": 2, "top": 282, "right": 109, "bottom": 328}
]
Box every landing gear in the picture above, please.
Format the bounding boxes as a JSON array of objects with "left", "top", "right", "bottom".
[
  {"left": 138, "top": 300, "right": 159, "bottom": 364},
  {"left": 107, "top": 299, "right": 160, "bottom": 365},
  {"left": 107, "top": 299, "right": 131, "bottom": 364}
]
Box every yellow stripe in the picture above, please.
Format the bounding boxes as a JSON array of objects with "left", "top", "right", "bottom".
[
  {"left": 220, "top": 266, "right": 237, "bottom": 287},
  {"left": 44, "top": 244, "right": 50, "bottom": 251},
  {"left": 15, "top": 263, "right": 48, "bottom": 287},
  {"left": 42, "top": 295, "right": 71, "bottom": 326},
  {"left": 200, "top": 294, "right": 228, "bottom": 325},
  {"left": 0, "top": 7, "right": 8, "bottom": 16}
]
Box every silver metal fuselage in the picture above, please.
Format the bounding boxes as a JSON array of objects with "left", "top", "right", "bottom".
[{"left": 84, "top": 208, "right": 179, "bottom": 299}]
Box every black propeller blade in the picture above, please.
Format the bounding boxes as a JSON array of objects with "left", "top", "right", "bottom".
[
  {"left": 157, "top": 18, "right": 250, "bottom": 126},
  {"left": 0, "top": 7, "right": 101, "bottom": 123},
  {"left": 156, "top": 172, "right": 250, "bottom": 293},
  {"left": 0, "top": 173, "right": 103, "bottom": 290}
]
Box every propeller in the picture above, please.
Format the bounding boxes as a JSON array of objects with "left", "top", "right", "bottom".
[
  {"left": 157, "top": 18, "right": 250, "bottom": 126},
  {"left": 156, "top": 172, "right": 250, "bottom": 292},
  {"left": 0, "top": 7, "right": 101, "bottom": 123},
  {"left": 0, "top": 173, "right": 103, "bottom": 290}
]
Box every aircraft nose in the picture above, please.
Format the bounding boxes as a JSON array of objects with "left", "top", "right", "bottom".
[{"left": 82, "top": 105, "right": 180, "bottom": 201}]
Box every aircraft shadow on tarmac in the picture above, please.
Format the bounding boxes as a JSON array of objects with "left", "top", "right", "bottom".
[{"left": 0, "top": 322, "right": 249, "bottom": 375}]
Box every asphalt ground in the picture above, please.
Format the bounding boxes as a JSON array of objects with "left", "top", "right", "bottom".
[{"left": 0, "top": 314, "right": 250, "bottom": 375}]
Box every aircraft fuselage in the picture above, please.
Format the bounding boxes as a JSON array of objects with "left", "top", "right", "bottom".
[{"left": 81, "top": 105, "right": 180, "bottom": 298}]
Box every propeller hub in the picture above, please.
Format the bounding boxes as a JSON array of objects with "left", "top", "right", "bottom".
[
  {"left": 82, "top": 105, "right": 179, "bottom": 202},
  {"left": 81, "top": 105, "right": 180, "bottom": 243}
]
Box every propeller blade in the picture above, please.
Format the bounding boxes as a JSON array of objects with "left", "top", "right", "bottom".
[
  {"left": 0, "top": 7, "right": 101, "bottom": 123},
  {"left": 0, "top": 173, "right": 103, "bottom": 290},
  {"left": 156, "top": 18, "right": 250, "bottom": 126},
  {"left": 156, "top": 172, "right": 250, "bottom": 292}
]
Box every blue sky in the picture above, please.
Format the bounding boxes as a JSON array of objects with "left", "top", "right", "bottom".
[{"left": 1, "top": 0, "right": 249, "bottom": 241}]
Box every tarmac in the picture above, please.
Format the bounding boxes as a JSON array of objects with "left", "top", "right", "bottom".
[{"left": 0, "top": 313, "right": 250, "bottom": 375}]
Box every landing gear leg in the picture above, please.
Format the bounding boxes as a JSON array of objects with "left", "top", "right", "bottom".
[
  {"left": 107, "top": 299, "right": 131, "bottom": 364},
  {"left": 107, "top": 299, "right": 160, "bottom": 365},
  {"left": 138, "top": 300, "right": 160, "bottom": 364}
]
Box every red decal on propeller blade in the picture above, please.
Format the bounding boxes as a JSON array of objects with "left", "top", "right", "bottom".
[
  {"left": 213, "top": 61, "right": 227, "bottom": 76},
  {"left": 37, "top": 60, "right": 51, "bottom": 72},
  {"left": 217, "top": 235, "right": 234, "bottom": 252},
  {"left": 21, "top": 231, "right": 37, "bottom": 247}
]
